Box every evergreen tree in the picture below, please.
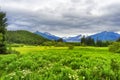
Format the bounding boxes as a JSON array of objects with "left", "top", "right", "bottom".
[
  {"left": 117, "top": 37, "right": 120, "bottom": 42},
  {"left": 86, "top": 37, "right": 95, "bottom": 46},
  {"left": 57, "top": 38, "right": 63, "bottom": 42},
  {"left": 81, "top": 36, "right": 86, "bottom": 45},
  {"left": 81, "top": 36, "right": 95, "bottom": 46},
  {"left": 96, "top": 40, "right": 103, "bottom": 47},
  {"left": 0, "top": 11, "right": 7, "bottom": 54}
]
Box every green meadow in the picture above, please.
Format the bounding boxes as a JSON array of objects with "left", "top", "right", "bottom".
[{"left": 0, "top": 46, "right": 120, "bottom": 80}]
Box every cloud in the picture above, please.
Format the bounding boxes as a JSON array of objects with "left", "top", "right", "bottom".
[{"left": 0, "top": 0, "right": 120, "bottom": 37}]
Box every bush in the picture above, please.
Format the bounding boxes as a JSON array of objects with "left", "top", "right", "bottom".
[
  {"left": 6, "top": 45, "right": 20, "bottom": 54},
  {"left": 10, "top": 44, "right": 24, "bottom": 47},
  {"left": 68, "top": 45, "right": 74, "bottom": 50},
  {"left": 109, "top": 42, "right": 120, "bottom": 53},
  {"left": 7, "top": 50, "right": 20, "bottom": 54},
  {"left": 55, "top": 42, "right": 66, "bottom": 47}
]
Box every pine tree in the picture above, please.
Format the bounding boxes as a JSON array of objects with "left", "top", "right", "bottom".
[
  {"left": 0, "top": 11, "right": 7, "bottom": 54},
  {"left": 81, "top": 36, "right": 86, "bottom": 46},
  {"left": 117, "top": 37, "right": 120, "bottom": 42},
  {"left": 85, "top": 37, "right": 95, "bottom": 46},
  {"left": 57, "top": 38, "right": 63, "bottom": 42},
  {"left": 96, "top": 40, "right": 103, "bottom": 47}
]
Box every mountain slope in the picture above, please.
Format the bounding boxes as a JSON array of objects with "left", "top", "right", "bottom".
[
  {"left": 31, "top": 31, "right": 120, "bottom": 42},
  {"left": 6, "top": 30, "right": 49, "bottom": 45},
  {"left": 90, "top": 31, "right": 120, "bottom": 41},
  {"left": 64, "top": 31, "right": 120, "bottom": 42},
  {"left": 34, "top": 31, "right": 60, "bottom": 40},
  {"left": 63, "top": 35, "right": 82, "bottom": 42}
]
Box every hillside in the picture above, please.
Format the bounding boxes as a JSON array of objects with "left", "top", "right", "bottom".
[
  {"left": 34, "top": 31, "right": 60, "bottom": 40},
  {"left": 6, "top": 30, "right": 49, "bottom": 45}
]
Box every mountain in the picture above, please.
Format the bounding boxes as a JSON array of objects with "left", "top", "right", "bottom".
[
  {"left": 6, "top": 30, "right": 49, "bottom": 45},
  {"left": 34, "top": 31, "right": 60, "bottom": 40},
  {"left": 6, "top": 30, "right": 120, "bottom": 44},
  {"left": 63, "top": 35, "right": 82, "bottom": 42},
  {"left": 89, "top": 31, "right": 120, "bottom": 41},
  {"left": 64, "top": 31, "right": 120, "bottom": 42},
  {"left": 34, "top": 31, "right": 120, "bottom": 42},
  {"left": 35, "top": 31, "right": 82, "bottom": 42}
]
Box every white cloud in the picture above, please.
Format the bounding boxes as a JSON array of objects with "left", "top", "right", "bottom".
[{"left": 0, "top": 0, "right": 120, "bottom": 37}]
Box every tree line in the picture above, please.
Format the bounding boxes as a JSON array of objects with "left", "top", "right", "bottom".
[{"left": 80, "top": 36, "right": 111, "bottom": 47}]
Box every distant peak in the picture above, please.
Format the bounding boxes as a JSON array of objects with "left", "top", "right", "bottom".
[
  {"left": 76, "top": 34, "right": 82, "bottom": 37},
  {"left": 102, "top": 31, "right": 107, "bottom": 33},
  {"left": 35, "top": 31, "right": 41, "bottom": 33},
  {"left": 36, "top": 30, "right": 39, "bottom": 32},
  {"left": 101, "top": 31, "right": 113, "bottom": 33},
  {"left": 44, "top": 32, "right": 52, "bottom": 35}
]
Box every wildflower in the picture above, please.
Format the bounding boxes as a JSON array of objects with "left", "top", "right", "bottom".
[{"left": 83, "top": 76, "right": 85, "bottom": 80}]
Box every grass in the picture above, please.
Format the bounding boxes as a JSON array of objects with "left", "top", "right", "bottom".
[{"left": 0, "top": 46, "right": 120, "bottom": 80}]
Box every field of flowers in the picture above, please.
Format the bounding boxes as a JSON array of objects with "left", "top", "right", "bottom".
[{"left": 0, "top": 46, "right": 120, "bottom": 80}]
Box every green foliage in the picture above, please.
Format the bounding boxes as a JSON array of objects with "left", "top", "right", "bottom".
[
  {"left": 0, "top": 46, "right": 120, "bottom": 79},
  {"left": 81, "top": 36, "right": 111, "bottom": 47},
  {"left": 81, "top": 36, "right": 95, "bottom": 46},
  {"left": 6, "top": 44, "right": 20, "bottom": 54},
  {"left": 68, "top": 45, "right": 74, "bottom": 50},
  {"left": 116, "top": 37, "right": 120, "bottom": 42},
  {"left": 8, "top": 44, "right": 24, "bottom": 47},
  {"left": 109, "top": 42, "right": 120, "bottom": 53},
  {"left": 42, "top": 41, "right": 56, "bottom": 46},
  {"left": 111, "top": 59, "right": 120, "bottom": 72},
  {"left": 86, "top": 37, "right": 95, "bottom": 46},
  {"left": 7, "top": 49, "right": 20, "bottom": 55},
  {"left": 96, "top": 40, "right": 103, "bottom": 47},
  {"left": 66, "top": 42, "right": 80, "bottom": 46},
  {"left": 96, "top": 40, "right": 111, "bottom": 47},
  {"left": 0, "top": 44, "right": 7, "bottom": 54},
  {"left": 55, "top": 42, "right": 66, "bottom": 47},
  {"left": 0, "top": 11, "right": 7, "bottom": 54},
  {"left": 42, "top": 41, "right": 68, "bottom": 47},
  {"left": 110, "top": 59, "right": 120, "bottom": 79},
  {"left": 56, "top": 38, "right": 64, "bottom": 42},
  {"left": 6, "top": 30, "right": 49, "bottom": 45}
]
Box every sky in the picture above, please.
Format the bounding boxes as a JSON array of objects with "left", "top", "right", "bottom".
[{"left": 0, "top": 0, "right": 120, "bottom": 37}]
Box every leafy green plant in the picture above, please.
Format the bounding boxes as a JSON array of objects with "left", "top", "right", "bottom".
[
  {"left": 109, "top": 42, "right": 120, "bottom": 53},
  {"left": 68, "top": 45, "right": 74, "bottom": 50},
  {"left": 0, "top": 46, "right": 120, "bottom": 79}
]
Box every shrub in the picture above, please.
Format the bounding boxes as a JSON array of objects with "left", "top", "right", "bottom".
[
  {"left": 55, "top": 42, "right": 66, "bottom": 47},
  {"left": 110, "top": 59, "right": 120, "bottom": 72},
  {"left": 10, "top": 44, "right": 24, "bottom": 47},
  {"left": 109, "top": 42, "right": 120, "bottom": 53},
  {"left": 6, "top": 44, "right": 20, "bottom": 54},
  {"left": 7, "top": 49, "right": 20, "bottom": 54},
  {"left": 68, "top": 45, "right": 74, "bottom": 50}
]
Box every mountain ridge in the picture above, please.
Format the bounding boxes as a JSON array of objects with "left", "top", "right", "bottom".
[
  {"left": 34, "top": 31, "right": 120, "bottom": 42},
  {"left": 34, "top": 31, "right": 60, "bottom": 40},
  {"left": 63, "top": 35, "right": 82, "bottom": 42},
  {"left": 89, "top": 31, "right": 120, "bottom": 41}
]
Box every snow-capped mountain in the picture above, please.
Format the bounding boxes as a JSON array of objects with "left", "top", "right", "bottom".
[
  {"left": 34, "top": 31, "right": 120, "bottom": 42},
  {"left": 63, "top": 35, "right": 82, "bottom": 42}
]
